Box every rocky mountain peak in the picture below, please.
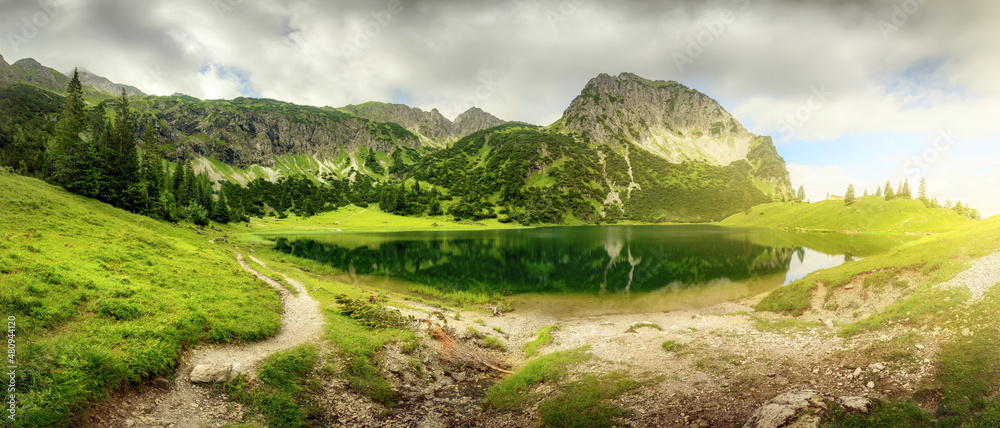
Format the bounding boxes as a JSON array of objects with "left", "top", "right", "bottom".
[
  {"left": 12, "top": 58, "right": 68, "bottom": 90},
  {"left": 561, "top": 72, "right": 751, "bottom": 165},
  {"left": 78, "top": 70, "right": 145, "bottom": 96},
  {"left": 0, "top": 54, "right": 14, "bottom": 86},
  {"left": 341, "top": 102, "right": 505, "bottom": 145},
  {"left": 452, "top": 107, "right": 505, "bottom": 137},
  {"left": 560, "top": 72, "right": 793, "bottom": 199}
]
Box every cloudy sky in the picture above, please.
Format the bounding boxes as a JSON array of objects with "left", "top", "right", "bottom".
[{"left": 3, "top": 0, "right": 998, "bottom": 216}]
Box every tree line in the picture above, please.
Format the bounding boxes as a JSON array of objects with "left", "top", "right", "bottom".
[{"left": 838, "top": 178, "right": 980, "bottom": 220}]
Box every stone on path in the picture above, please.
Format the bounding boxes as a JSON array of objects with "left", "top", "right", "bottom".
[{"left": 189, "top": 363, "right": 242, "bottom": 383}]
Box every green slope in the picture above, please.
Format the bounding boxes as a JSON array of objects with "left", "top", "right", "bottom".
[
  {"left": 719, "top": 196, "right": 971, "bottom": 233},
  {"left": 0, "top": 171, "right": 281, "bottom": 427}
]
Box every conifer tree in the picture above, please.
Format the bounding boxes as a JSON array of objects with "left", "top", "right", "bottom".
[
  {"left": 796, "top": 185, "right": 805, "bottom": 202},
  {"left": 884, "top": 181, "right": 895, "bottom": 200},
  {"left": 50, "top": 68, "right": 89, "bottom": 191},
  {"left": 918, "top": 177, "right": 927, "bottom": 199},
  {"left": 211, "top": 191, "right": 231, "bottom": 224},
  {"left": 844, "top": 184, "right": 856, "bottom": 205},
  {"left": 875, "top": 187, "right": 882, "bottom": 197},
  {"left": 140, "top": 125, "right": 165, "bottom": 216},
  {"left": 900, "top": 179, "right": 911, "bottom": 199}
]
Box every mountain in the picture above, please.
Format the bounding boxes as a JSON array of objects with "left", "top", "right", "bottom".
[
  {"left": 0, "top": 56, "right": 797, "bottom": 223},
  {"left": 555, "top": 72, "right": 794, "bottom": 198},
  {"left": 0, "top": 54, "right": 17, "bottom": 86},
  {"left": 131, "top": 95, "right": 422, "bottom": 179},
  {"left": 78, "top": 70, "right": 145, "bottom": 96},
  {"left": 11, "top": 58, "right": 69, "bottom": 91},
  {"left": 0, "top": 55, "right": 143, "bottom": 99},
  {"left": 340, "top": 102, "right": 504, "bottom": 146}
]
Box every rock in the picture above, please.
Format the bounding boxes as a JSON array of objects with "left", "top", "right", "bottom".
[
  {"left": 852, "top": 367, "right": 863, "bottom": 378},
  {"left": 961, "top": 328, "right": 972, "bottom": 337},
  {"left": 189, "top": 363, "right": 242, "bottom": 383},
  {"left": 916, "top": 344, "right": 925, "bottom": 350},
  {"left": 125, "top": 419, "right": 135, "bottom": 427},
  {"left": 869, "top": 362, "right": 885, "bottom": 372},
  {"left": 152, "top": 377, "right": 172, "bottom": 389},
  {"left": 812, "top": 368, "right": 820, "bottom": 374},
  {"left": 743, "top": 390, "right": 827, "bottom": 428},
  {"left": 835, "top": 396, "right": 871, "bottom": 413},
  {"left": 824, "top": 319, "right": 835, "bottom": 328},
  {"left": 745, "top": 390, "right": 872, "bottom": 428},
  {"left": 867, "top": 381, "right": 875, "bottom": 389}
]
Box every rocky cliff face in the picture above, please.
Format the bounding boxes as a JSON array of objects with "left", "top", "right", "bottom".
[
  {"left": 0, "top": 54, "right": 18, "bottom": 86},
  {"left": 560, "top": 72, "right": 793, "bottom": 199},
  {"left": 79, "top": 70, "right": 145, "bottom": 96},
  {"left": 452, "top": 107, "right": 505, "bottom": 138},
  {"left": 341, "top": 102, "right": 504, "bottom": 145},
  {"left": 11, "top": 58, "right": 68, "bottom": 91},
  {"left": 136, "top": 96, "right": 420, "bottom": 168}
]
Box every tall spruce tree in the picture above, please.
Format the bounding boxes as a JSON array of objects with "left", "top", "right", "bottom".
[
  {"left": 50, "top": 68, "right": 89, "bottom": 191},
  {"left": 918, "top": 177, "right": 927, "bottom": 199},
  {"left": 884, "top": 181, "right": 895, "bottom": 200},
  {"left": 796, "top": 185, "right": 805, "bottom": 202},
  {"left": 103, "top": 89, "right": 142, "bottom": 211},
  {"left": 844, "top": 184, "right": 856, "bottom": 205},
  {"left": 140, "top": 125, "right": 166, "bottom": 217},
  {"left": 900, "top": 179, "right": 912, "bottom": 199}
]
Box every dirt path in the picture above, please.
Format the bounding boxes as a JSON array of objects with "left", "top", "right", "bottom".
[{"left": 87, "top": 252, "right": 324, "bottom": 428}]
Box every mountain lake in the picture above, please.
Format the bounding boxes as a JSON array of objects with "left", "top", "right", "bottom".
[{"left": 270, "top": 226, "right": 916, "bottom": 318}]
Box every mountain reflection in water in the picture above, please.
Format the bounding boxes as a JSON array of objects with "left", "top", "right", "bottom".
[{"left": 271, "top": 226, "right": 910, "bottom": 309}]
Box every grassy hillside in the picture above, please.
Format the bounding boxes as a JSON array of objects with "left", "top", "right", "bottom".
[
  {"left": 720, "top": 196, "right": 971, "bottom": 233},
  {"left": 0, "top": 171, "right": 282, "bottom": 427}
]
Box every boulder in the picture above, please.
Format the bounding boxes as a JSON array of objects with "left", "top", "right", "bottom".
[
  {"left": 189, "top": 363, "right": 242, "bottom": 383},
  {"left": 744, "top": 389, "right": 871, "bottom": 428}
]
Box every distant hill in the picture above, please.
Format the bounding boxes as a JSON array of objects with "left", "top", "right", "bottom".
[
  {"left": 719, "top": 196, "right": 972, "bottom": 233},
  {"left": 339, "top": 102, "right": 505, "bottom": 147}
]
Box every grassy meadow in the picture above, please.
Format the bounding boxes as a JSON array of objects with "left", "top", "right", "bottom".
[
  {"left": 720, "top": 196, "right": 971, "bottom": 233},
  {"left": 0, "top": 171, "right": 282, "bottom": 427}
]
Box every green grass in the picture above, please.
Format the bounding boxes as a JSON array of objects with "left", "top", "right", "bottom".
[
  {"left": 0, "top": 173, "right": 282, "bottom": 427},
  {"left": 661, "top": 340, "right": 684, "bottom": 352},
  {"left": 243, "top": 204, "right": 522, "bottom": 238},
  {"left": 537, "top": 371, "right": 640, "bottom": 428},
  {"left": 483, "top": 347, "right": 592, "bottom": 412},
  {"left": 720, "top": 197, "right": 970, "bottom": 233},
  {"left": 226, "top": 345, "right": 323, "bottom": 427},
  {"left": 523, "top": 325, "right": 561, "bottom": 357},
  {"left": 824, "top": 400, "right": 931, "bottom": 427},
  {"left": 757, "top": 214, "right": 1000, "bottom": 316}
]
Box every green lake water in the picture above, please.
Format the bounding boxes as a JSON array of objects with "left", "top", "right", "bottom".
[{"left": 271, "top": 226, "right": 913, "bottom": 317}]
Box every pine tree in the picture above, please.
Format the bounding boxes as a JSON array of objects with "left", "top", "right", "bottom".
[
  {"left": 140, "top": 125, "right": 165, "bottom": 216},
  {"left": 211, "top": 191, "right": 231, "bottom": 224},
  {"left": 50, "top": 68, "right": 89, "bottom": 190},
  {"left": 900, "top": 179, "right": 911, "bottom": 199},
  {"left": 863, "top": 189, "right": 868, "bottom": 197},
  {"left": 796, "top": 185, "right": 805, "bottom": 202},
  {"left": 104, "top": 89, "right": 142, "bottom": 211},
  {"left": 918, "top": 177, "right": 927, "bottom": 199},
  {"left": 844, "top": 184, "right": 856, "bottom": 205},
  {"left": 875, "top": 187, "right": 882, "bottom": 197},
  {"left": 884, "top": 181, "right": 895, "bottom": 200}
]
